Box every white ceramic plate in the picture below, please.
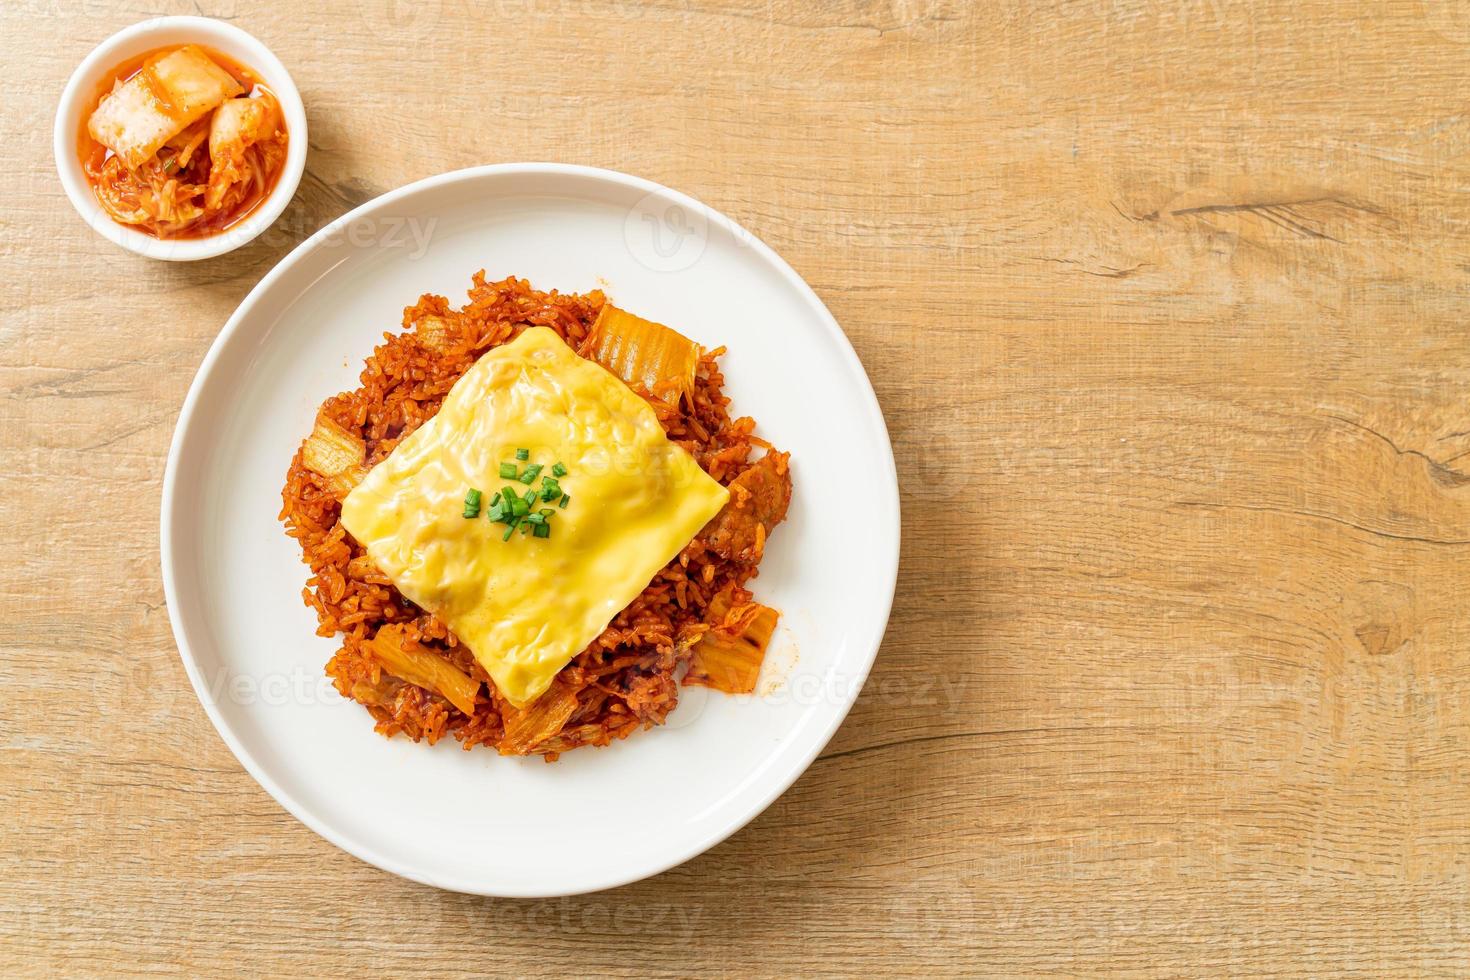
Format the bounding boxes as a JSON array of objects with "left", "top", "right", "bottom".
[{"left": 161, "top": 164, "right": 899, "bottom": 896}]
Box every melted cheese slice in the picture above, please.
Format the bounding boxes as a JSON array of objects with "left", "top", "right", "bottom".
[{"left": 340, "top": 327, "right": 729, "bottom": 707}]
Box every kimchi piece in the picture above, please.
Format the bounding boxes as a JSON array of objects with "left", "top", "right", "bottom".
[
  {"left": 300, "top": 413, "right": 368, "bottom": 499},
  {"left": 366, "top": 625, "right": 481, "bottom": 717},
  {"left": 585, "top": 303, "right": 701, "bottom": 406},
  {"left": 685, "top": 590, "right": 780, "bottom": 695},
  {"left": 498, "top": 681, "right": 581, "bottom": 756},
  {"left": 80, "top": 44, "right": 289, "bottom": 239}
]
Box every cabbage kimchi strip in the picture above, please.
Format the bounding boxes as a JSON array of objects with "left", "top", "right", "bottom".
[
  {"left": 499, "top": 680, "right": 581, "bottom": 755},
  {"left": 366, "top": 625, "right": 481, "bottom": 717},
  {"left": 685, "top": 592, "right": 780, "bottom": 695},
  {"left": 300, "top": 413, "right": 367, "bottom": 499},
  {"left": 584, "top": 303, "right": 701, "bottom": 406}
]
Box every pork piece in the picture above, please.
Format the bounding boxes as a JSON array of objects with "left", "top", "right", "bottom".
[
  {"left": 88, "top": 45, "right": 243, "bottom": 169},
  {"left": 702, "top": 451, "right": 791, "bottom": 562}
]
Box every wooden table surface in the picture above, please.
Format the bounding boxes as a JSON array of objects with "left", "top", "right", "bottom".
[{"left": 5, "top": 1, "right": 1470, "bottom": 975}]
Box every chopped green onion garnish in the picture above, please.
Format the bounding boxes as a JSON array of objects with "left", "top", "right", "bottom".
[
  {"left": 502, "top": 520, "right": 517, "bottom": 541},
  {"left": 518, "top": 463, "right": 543, "bottom": 484},
  {"left": 510, "top": 496, "right": 530, "bottom": 518},
  {"left": 532, "top": 522, "right": 551, "bottom": 538},
  {"left": 558, "top": 493, "right": 571, "bottom": 508},
  {"left": 523, "top": 488, "right": 538, "bottom": 505},
  {"left": 462, "top": 488, "right": 482, "bottom": 518},
  {"left": 551, "top": 462, "right": 567, "bottom": 478},
  {"left": 499, "top": 462, "right": 518, "bottom": 479},
  {"left": 539, "top": 508, "right": 555, "bottom": 518},
  {"left": 525, "top": 512, "right": 546, "bottom": 526},
  {"left": 540, "top": 478, "right": 561, "bottom": 501},
  {"left": 515, "top": 448, "right": 530, "bottom": 461}
]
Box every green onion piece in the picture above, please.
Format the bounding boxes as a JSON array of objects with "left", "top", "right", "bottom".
[
  {"left": 502, "top": 520, "right": 517, "bottom": 541},
  {"left": 525, "top": 512, "right": 546, "bottom": 526},
  {"left": 499, "top": 462, "right": 518, "bottom": 479},
  {"left": 462, "top": 488, "right": 482, "bottom": 518},
  {"left": 532, "top": 522, "right": 551, "bottom": 538},
  {"left": 515, "top": 448, "right": 530, "bottom": 461},
  {"left": 551, "top": 462, "right": 567, "bottom": 478},
  {"left": 539, "top": 508, "right": 555, "bottom": 518},
  {"left": 558, "top": 493, "right": 571, "bottom": 508},
  {"left": 510, "top": 496, "right": 530, "bottom": 518},
  {"left": 523, "top": 488, "right": 538, "bottom": 505},
  {"left": 540, "top": 478, "right": 561, "bottom": 501},
  {"left": 487, "top": 495, "right": 506, "bottom": 521},
  {"left": 518, "top": 463, "right": 543, "bottom": 484}
]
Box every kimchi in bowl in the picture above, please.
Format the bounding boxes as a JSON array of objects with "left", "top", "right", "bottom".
[{"left": 54, "top": 16, "right": 307, "bottom": 261}]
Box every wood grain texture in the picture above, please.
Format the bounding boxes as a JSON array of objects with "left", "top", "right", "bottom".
[{"left": 4, "top": 0, "right": 1470, "bottom": 975}]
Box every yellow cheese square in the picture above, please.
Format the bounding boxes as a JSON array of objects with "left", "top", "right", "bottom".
[{"left": 340, "top": 327, "right": 730, "bottom": 707}]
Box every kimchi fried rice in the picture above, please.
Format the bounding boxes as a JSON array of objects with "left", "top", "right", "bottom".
[{"left": 280, "top": 274, "right": 791, "bottom": 760}]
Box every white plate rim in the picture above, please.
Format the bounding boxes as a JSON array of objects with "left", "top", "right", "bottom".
[{"left": 160, "top": 162, "right": 900, "bottom": 896}]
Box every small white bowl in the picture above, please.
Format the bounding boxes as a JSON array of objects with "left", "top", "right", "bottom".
[{"left": 53, "top": 16, "right": 307, "bottom": 262}]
